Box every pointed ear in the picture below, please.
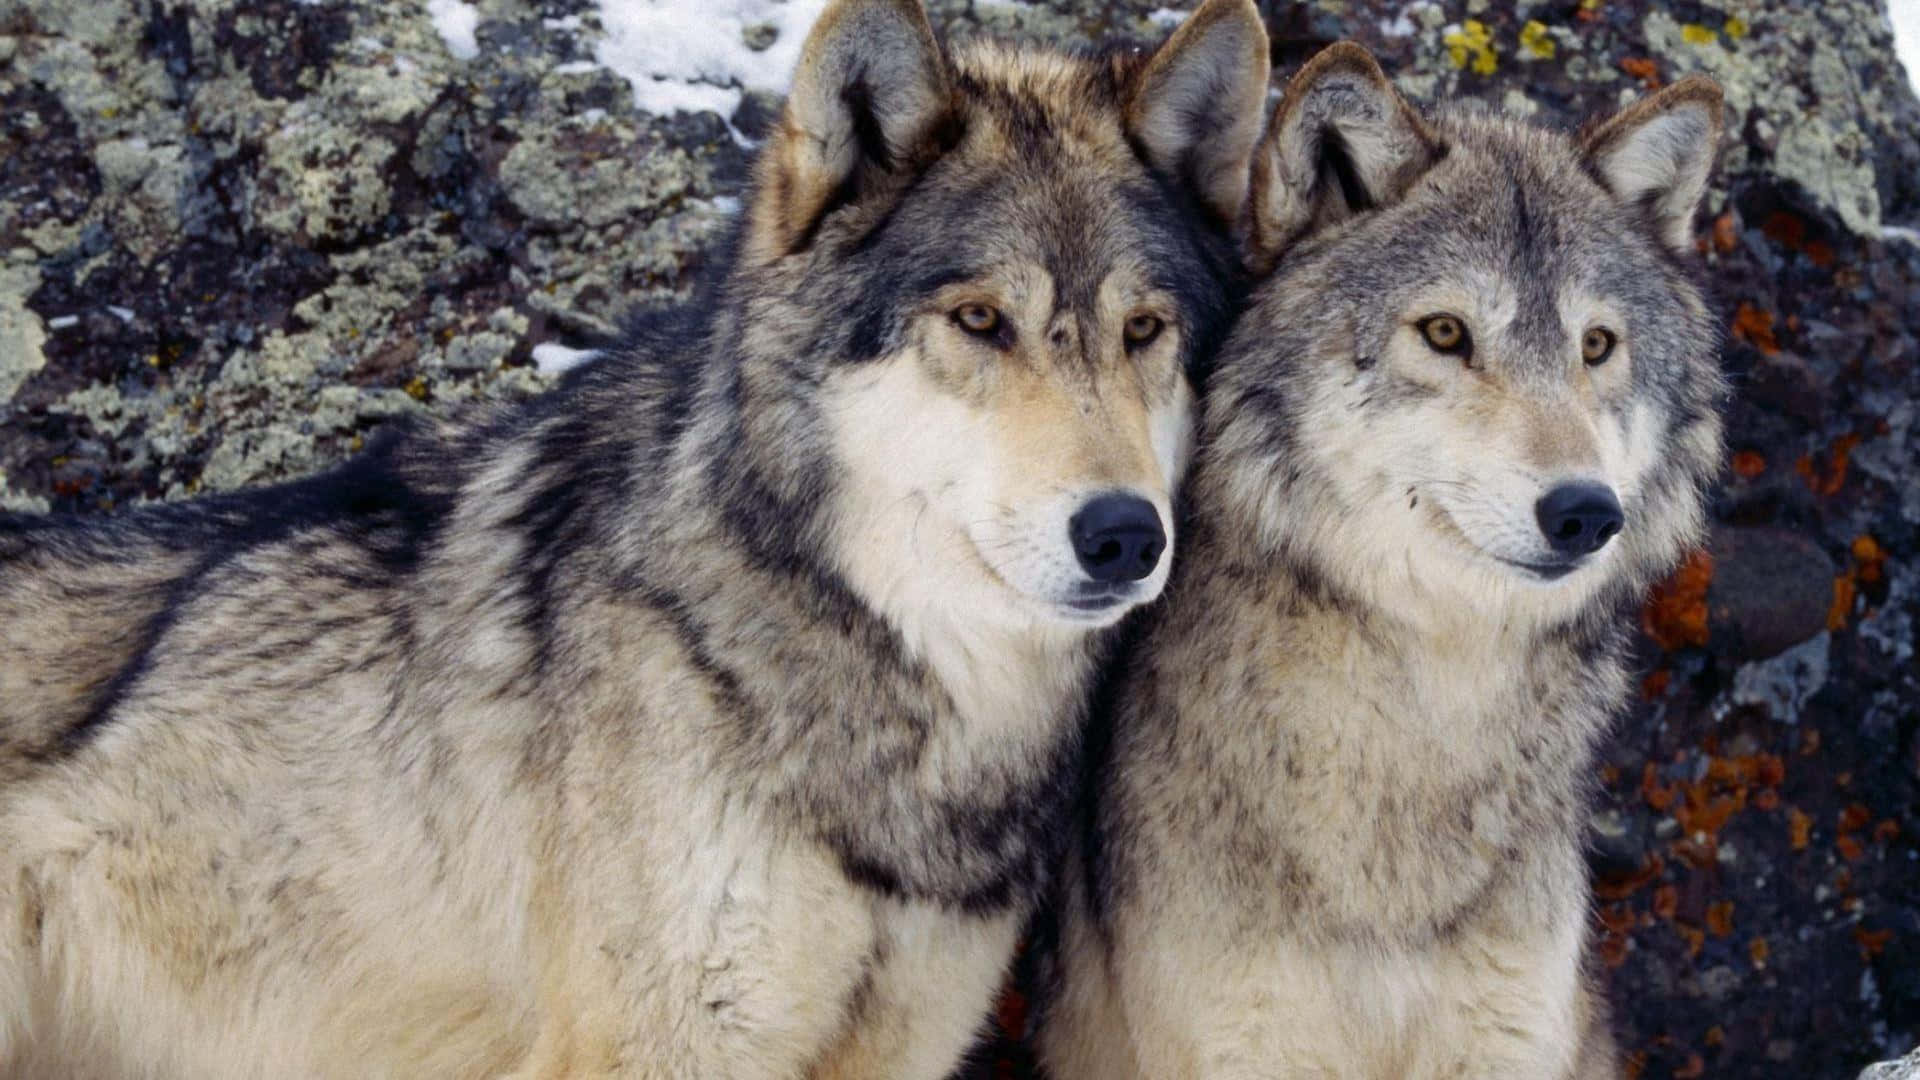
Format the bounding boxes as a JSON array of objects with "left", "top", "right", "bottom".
[
  {"left": 1580, "top": 75, "right": 1723, "bottom": 256},
  {"left": 1247, "top": 42, "right": 1440, "bottom": 272},
  {"left": 1126, "top": 0, "right": 1271, "bottom": 226},
  {"left": 746, "top": 0, "right": 951, "bottom": 265}
]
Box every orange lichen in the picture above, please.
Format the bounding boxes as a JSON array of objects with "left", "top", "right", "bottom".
[
  {"left": 1599, "top": 904, "right": 1638, "bottom": 936},
  {"left": 1712, "top": 212, "right": 1738, "bottom": 254},
  {"left": 1643, "top": 549, "right": 1714, "bottom": 650},
  {"left": 1598, "top": 930, "right": 1631, "bottom": 969},
  {"left": 1679, "top": 925, "right": 1706, "bottom": 959},
  {"left": 1595, "top": 852, "right": 1665, "bottom": 901},
  {"left": 1674, "top": 1053, "right": 1706, "bottom": 1079},
  {"left": 1730, "top": 302, "right": 1779, "bottom": 355},
  {"left": 1875, "top": 820, "right": 1901, "bottom": 844},
  {"left": 1640, "top": 762, "right": 1677, "bottom": 812},
  {"left": 1641, "top": 669, "right": 1672, "bottom": 700},
  {"left": 1748, "top": 937, "right": 1770, "bottom": 969},
  {"left": 1829, "top": 574, "right": 1857, "bottom": 631},
  {"left": 1763, "top": 211, "right": 1807, "bottom": 248},
  {"left": 1852, "top": 534, "right": 1887, "bottom": 584},
  {"left": 1789, "top": 808, "right": 1813, "bottom": 850},
  {"left": 1837, "top": 835, "right": 1865, "bottom": 862},
  {"left": 1730, "top": 450, "right": 1767, "bottom": 478},
  {"left": 1706, "top": 901, "right": 1735, "bottom": 938},
  {"left": 1753, "top": 788, "right": 1780, "bottom": 811},
  {"left": 1652, "top": 885, "right": 1679, "bottom": 920},
  {"left": 1855, "top": 927, "right": 1893, "bottom": 958},
  {"left": 1840, "top": 803, "right": 1873, "bottom": 832},
  {"left": 1619, "top": 56, "right": 1661, "bottom": 88},
  {"left": 1819, "top": 434, "right": 1860, "bottom": 495},
  {"left": 1674, "top": 780, "right": 1743, "bottom": 838}
]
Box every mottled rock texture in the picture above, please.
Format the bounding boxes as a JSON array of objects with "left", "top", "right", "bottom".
[{"left": 1, "top": 1, "right": 1915, "bottom": 1077}]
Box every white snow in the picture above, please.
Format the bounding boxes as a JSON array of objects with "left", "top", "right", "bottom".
[
  {"left": 427, "top": 0, "right": 481, "bottom": 61},
  {"left": 1893, "top": 0, "right": 1920, "bottom": 98},
  {"left": 1145, "top": 8, "right": 1188, "bottom": 28},
  {"left": 531, "top": 344, "right": 601, "bottom": 376},
  {"left": 593, "top": 0, "right": 832, "bottom": 122}
]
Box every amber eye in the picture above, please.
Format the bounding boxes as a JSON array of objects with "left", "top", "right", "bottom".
[
  {"left": 1419, "top": 314, "right": 1471, "bottom": 358},
  {"left": 953, "top": 303, "right": 1002, "bottom": 337},
  {"left": 1124, "top": 313, "right": 1165, "bottom": 348},
  {"left": 1582, "top": 327, "right": 1617, "bottom": 366}
]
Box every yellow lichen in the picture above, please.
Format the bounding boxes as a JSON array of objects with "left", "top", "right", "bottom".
[
  {"left": 1723, "top": 16, "right": 1748, "bottom": 39},
  {"left": 1680, "top": 23, "right": 1718, "bottom": 45},
  {"left": 1444, "top": 20, "right": 1498, "bottom": 75},
  {"left": 1520, "top": 20, "right": 1556, "bottom": 59}
]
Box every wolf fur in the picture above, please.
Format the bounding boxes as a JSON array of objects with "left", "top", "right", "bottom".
[
  {"left": 0, "top": 2, "right": 1274, "bottom": 1076},
  {"left": 1034, "top": 44, "right": 1725, "bottom": 1079}
]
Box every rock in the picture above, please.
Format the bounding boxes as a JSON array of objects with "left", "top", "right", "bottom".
[
  {"left": 741, "top": 22, "right": 778, "bottom": 52},
  {"left": 1707, "top": 525, "right": 1838, "bottom": 662},
  {"left": 1862, "top": 1050, "right": 1920, "bottom": 1080},
  {"left": 0, "top": 264, "right": 46, "bottom": 402},
  {"left": 1728, "top": 631, "right": 1830, "bottom": 722}
]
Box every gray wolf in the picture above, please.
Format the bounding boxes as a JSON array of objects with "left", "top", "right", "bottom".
[
  {"left": 1034, "top": 42, "right": 1725, "bottom": 1079},
  {"left": 0, "top": 1, "right": 1273, "bottom": 1075}
]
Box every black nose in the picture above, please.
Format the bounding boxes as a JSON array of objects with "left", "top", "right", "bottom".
[
  {"left": 1535, "top": 483, "right": 1624, "bottom": 557},
  {"left": 1070, "top": 494, "right": 1166, "bottom": 583}
]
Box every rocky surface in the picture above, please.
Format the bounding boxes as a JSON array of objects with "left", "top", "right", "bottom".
[
  {"left": 1864, "top": 1048, "right": 1920, "bottom": 1080},
  {"left": 1, "top": 0, "right": 1915, "bottom": 1077}
]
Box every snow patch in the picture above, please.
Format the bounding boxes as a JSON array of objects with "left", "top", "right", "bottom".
[
  {"left": 532, "top": 344, "right": 601, "bottom": 376},
  {"left": 1145, "top": 8, "right": 1188, "bottom": 28},
  {"left": 427, "top": 0, "right": 481, "bottom": 61},
  {"left": 1892, "top": 0, "right": 1920, "bottom": 98},
  {"left": 594, "top": 0, "right": 832, "bottom": 121}
]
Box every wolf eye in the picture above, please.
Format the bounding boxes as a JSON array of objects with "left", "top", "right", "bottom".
[
  {"left": 952, "top": 303, "right": 1002, "bottom": 338},
  {"left": 1123, "top": 314, "right": 1164, "bottom": 348},
  {"left": 1582, "top": 327, "right": 1617, "bottom": 366},
  {"left": 1418, "top": 314, "right": 1471, "bottom": 358}
]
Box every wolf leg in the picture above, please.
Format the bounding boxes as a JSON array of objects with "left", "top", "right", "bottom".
[{"left": 809, "top": 901, "right": 1020, "bottom": 1080}]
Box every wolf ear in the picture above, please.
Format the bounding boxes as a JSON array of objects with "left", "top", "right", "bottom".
[
  {"left": 1246, "top": 42, "right": 1440, "bottom": 273},
  {"left": 1126, "top": 0, "right": 1271, "bottom": 226},
  {"left": 1580, "top": 76, "right": 1723, "bottom": 256},
  {"left": 746, "top": 0, "right": 952, "bottom": 265}
]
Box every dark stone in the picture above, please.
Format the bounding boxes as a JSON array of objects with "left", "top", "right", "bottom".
[{"left": 1707, "top": 526, "right": 1837, "bottom": 662}]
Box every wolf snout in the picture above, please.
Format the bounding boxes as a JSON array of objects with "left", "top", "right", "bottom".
[
  {"left": 1070, "top": 494, "right": 1166, "bottom": 583},
  {"left": 1535, "top": 483, "right": 1624, "bottom": 557}
]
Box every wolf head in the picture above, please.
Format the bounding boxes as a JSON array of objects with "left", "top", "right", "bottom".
[
  {"left": 1204, "top": 44, "right": 1725, "bottom": 625},
  {"left": 718, "top": 0, "right": 1269, "bottom": 635}
]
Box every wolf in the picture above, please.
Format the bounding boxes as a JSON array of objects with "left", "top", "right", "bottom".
[
  {"left": 1033, "top": 43, "right": 1726, "bottom": 1079},
  {"left": 0, "top": 0, "right": 1275, "bottom": 1075}
]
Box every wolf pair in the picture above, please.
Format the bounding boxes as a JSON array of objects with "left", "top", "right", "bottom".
[{"left": 0, "top": 0, "right": 1722, "bottom": 1076}]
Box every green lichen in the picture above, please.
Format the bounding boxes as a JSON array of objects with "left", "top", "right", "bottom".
[{"left": 0, "top": 264, "right": 47, "bottom": 402}]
